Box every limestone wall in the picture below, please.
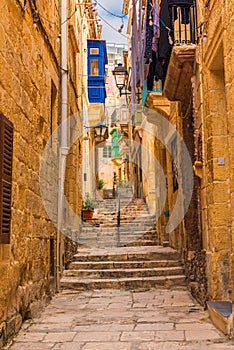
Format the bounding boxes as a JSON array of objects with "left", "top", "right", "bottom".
[
  {"left": 196, "top": 0, "right": 233, "bottom": 302},
  {"left": 0, "top": 0, "right": 82, "bottom": 345}
]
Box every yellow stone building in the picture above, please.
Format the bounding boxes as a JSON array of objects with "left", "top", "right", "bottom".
[
  {"left": 123, "top": 0, "right": 234, "bottom": 336},
  {"left": 0, "top": 0, "right": 99, "bottom": 345}
]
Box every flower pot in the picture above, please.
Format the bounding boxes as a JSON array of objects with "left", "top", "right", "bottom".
[{"left": 82, "top": 209, "right": 94, "bottom": 221}]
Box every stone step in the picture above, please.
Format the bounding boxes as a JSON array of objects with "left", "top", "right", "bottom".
[
  {"left": 121, "top": 240, "right": 158, "bottom": 247},
  {"left": 118, "top": 231, "right": 157, "bottom": 238},
  {"left": 77, "top": 241, "right": 158, "bottom": 249},
  {"left": 95, "top": 214, "right": 154, "bottom": 220},
  {"left": 79, "top": 231, "right": 156, "bottom": 238},
  {"left": 72, "top": 246, "right": 180, "bottom": 262},
  {"left": 98, "top": 220, "right": 156, "bottom": 224},
  {"left": 69, "top": 259, "right": 180, "bottom": 270},
  {"left": 77, "top": 242, "right": 158, "bottom": 249},
  {"left": 80, "top": 226, "right": 156, "bottom": 233},
  {"left": 60, "top": 274, "right": 186, "bottom": 291},
  {"left": 78, "top": 232, "right": 157, "bottom": 240},
  {"left": 79, "top": 230, "right": 157, "bottom": 237},
  {"left": 85, "top": 217, "right": 156, "bottom": 224},
  {"left": 63, "top": 266, "right": 184, "bottom": 279},
  {"left": 96, "top": 213, "right": 152, "bottom": 219}
]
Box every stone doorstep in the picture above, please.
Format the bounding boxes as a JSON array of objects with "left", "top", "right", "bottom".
[{"left": 207, "top": 301, "right": 233, "bottom": 336}]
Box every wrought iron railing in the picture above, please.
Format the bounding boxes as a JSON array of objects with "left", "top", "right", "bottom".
[{"left": 170, "top": 2, "right": 198, "bottom": 45}]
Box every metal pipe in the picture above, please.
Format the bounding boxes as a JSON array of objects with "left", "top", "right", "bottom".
[{"left": 56, "top": 0, "right": 68, "bottom": 292}]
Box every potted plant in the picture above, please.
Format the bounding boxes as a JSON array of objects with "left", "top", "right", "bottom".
[
  {"left": 97, "top": 178, "right": 105, "bottom": 190},
  {"left": 82, "top": 193, "right": 97, "bottom": 221}
]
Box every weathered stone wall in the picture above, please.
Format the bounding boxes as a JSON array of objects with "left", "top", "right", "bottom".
[
  {"left": 0, "top": 0, "right": 82, "bottom": 346},
  {"left": 185, "top": 250, "right": 208, "bottom": 307},
  {"left": 196, "top": 0, "right": 233, "bottom": 302}
]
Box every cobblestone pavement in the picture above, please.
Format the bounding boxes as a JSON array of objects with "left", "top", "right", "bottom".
[{"left": 4, "top": 288, "right": 234, "bottom": 350}]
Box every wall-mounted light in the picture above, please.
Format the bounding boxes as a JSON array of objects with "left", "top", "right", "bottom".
[
  {"left": 112, "top": 63, "right": 142, "bottom": 104},
  {"left": 112, "top": 63, "right": 128, "bottom": 92},
  {"left": 92, "top": 123, "right": 108, "bottom": 140},
  {"left": 86, "top": 123, "right": 108, "bottom": 141}
]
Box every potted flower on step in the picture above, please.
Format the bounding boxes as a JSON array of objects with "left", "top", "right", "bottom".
[{"left": 82, "top": 193, "right": 97, "bottom": 221}]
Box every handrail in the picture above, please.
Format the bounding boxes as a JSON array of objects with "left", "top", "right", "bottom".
[{"left": 116, "top": 183, "right": 121, "bottom": 246}]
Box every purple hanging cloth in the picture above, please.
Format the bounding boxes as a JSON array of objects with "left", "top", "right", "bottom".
[
  {"left": 131, "top": 0, "right": 137, "bottom": 107},
  {"left": 154, "top": 0, "right": 160, "bottom": 38},
  {"left": 138, "top": 0, "right": 145, "bottom": 88},
  {"left": 152, "top": 0, "right": 160, "bottom": 52}
]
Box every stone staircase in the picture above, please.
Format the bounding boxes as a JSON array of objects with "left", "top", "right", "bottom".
[
  {"left": 61, "top": 196, "right": 186, "bottom": 291},
  {"left": 77, "top": 197, "right": 158, "bottom": 248},
  {"left": 61, "top": 246, "right": 186, "bottom": 290}
]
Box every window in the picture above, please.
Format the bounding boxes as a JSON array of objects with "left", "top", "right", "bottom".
[
  {"left": 90, "top": 48, "right": 99, "bottom": 55},
  {"left": 103, "top": 145, "right": 112, "bottom": 158},
  {"left": 90, "top": 59, "right": 99, "bottom": 76},
  {"left": 0, "top": 114, "right": 13, "bottom": 244}
]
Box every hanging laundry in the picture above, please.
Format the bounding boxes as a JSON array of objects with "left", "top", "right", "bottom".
[
  {"left": 138, "top": 0, "right": 145, "bottom": 87},
  {"left": 131, "top": 0, "right": 138, "bottom": 107},
  {"left": 152, "top": 0, "right": 160, "bottom": 52},
  {"left": 147, "top": 50, "right": 164, "bottom": 90},
  {"left": 153, "top": 0, "right": 160, "bottom": 39},
  {"left": 158, "top": 0, "right": 172, "bottom": 60},
  {"left": 144, "top": 0, "right": 154, "bottom": 61}
]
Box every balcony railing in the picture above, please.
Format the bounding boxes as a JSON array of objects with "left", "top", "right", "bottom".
[
  {"left": 163, "top": 2, "right": 198, "bottom": 101},
  {"left": 170, "top": 2, "right": 198, "bottom": 46}
]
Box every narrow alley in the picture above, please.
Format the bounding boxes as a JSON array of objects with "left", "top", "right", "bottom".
[
  {"left": 3, "top": 197, "right": 234, "bottom": 349},
  {"left": 1, "top": 0, "right": 234, "bottom": 348},
  {"left": 3, "top": 283, "right": 234, "bottom": 349}
]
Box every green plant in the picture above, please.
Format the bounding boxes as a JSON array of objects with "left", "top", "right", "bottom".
[
  {"left": 82, "top": 193, "right": 97, "bottom": 211},
  {"left": 97, "top": 178, "right": 105, "bottom": 190}
]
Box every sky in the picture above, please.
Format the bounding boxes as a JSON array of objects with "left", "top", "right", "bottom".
[{"left": 94, "top": 0, "right": 128, "bottom": 45}]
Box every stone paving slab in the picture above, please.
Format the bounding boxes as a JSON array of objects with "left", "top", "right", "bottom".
[{"left": 3, "top": 288, "right": 234, "bottom": 350}]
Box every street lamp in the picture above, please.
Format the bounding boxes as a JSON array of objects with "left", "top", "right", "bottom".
[
  {"left": 112, "top": 63, "right": 129, "bottom": 94},
  {"left": 112, "top": 63, "right": 142, "bottom": 104},
  {"left": 91, "top": 123, "right": 108, "bottom": 141}
]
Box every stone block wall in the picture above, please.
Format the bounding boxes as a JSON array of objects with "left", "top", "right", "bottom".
[
  {"left": 197, "top": 0, "right": 233, "bottom": 302},
  {"left": 0, "top": 0, "right": 82, "bottom": 346}
]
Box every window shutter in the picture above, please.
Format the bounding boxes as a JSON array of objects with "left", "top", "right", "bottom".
[{"left": 0, "top": 114, "right": 13, "bottom": 244}]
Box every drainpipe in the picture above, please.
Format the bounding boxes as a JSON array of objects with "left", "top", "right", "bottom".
[{"left": 56, "top": 0, "right": 68, "bottom": 292}]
